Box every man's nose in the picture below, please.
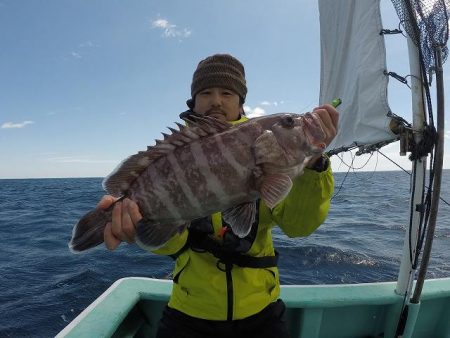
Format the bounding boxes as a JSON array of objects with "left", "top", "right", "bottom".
[{"left": 210, "top": 92, "right": 222, "bottom": 106}]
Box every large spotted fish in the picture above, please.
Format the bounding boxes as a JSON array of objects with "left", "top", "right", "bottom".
[{"left": 69, "top": 113, "right": 326, "bottom": 252}]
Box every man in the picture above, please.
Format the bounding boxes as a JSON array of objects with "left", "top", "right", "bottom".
[{"left": 98, "top": 54, "right": 338, "bottom": 337}]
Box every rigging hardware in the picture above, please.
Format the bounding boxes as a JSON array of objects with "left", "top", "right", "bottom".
[
  {"left": 384, "top": 70, "right": 408, "bottom": 84},
  {"left": 380, "top": 28, "right": 403, "bottom": 35}
]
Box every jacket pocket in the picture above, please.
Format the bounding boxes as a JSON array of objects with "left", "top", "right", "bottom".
[{"left": 264, "top": 267, "right": 278, "bottom": 296}]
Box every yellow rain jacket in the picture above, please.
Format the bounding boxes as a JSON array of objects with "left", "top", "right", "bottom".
[{"left": 153, "top": 115, "right": 334, "bottom": 321}]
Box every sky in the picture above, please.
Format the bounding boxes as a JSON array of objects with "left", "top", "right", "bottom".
[{"left": 1, "top": 0, "right": 450, "bottom": 179}]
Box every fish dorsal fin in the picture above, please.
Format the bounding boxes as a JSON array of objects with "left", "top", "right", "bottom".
[
  {"left": 102, "top": 115, "right": 232, "bottom": 196},
  {"left": 182, "top": 114, "right": 232, "bottom": 135}
]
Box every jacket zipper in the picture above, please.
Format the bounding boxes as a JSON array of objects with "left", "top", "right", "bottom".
[{"left": 225, "top": 262, "right": 233, "bottom": 321}]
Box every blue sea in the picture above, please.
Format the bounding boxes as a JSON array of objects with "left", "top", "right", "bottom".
[{"left": 1, "top": 170, "right": 449, "bottom": 337}]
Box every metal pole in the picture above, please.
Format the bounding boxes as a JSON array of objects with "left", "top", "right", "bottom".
[{"left": 395, "top": 37, "right": 427, "bottom": 297}]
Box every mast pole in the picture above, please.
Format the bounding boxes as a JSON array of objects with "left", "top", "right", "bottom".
[{"left": 395, "top": 37, "right": 426, "bottom": 297}]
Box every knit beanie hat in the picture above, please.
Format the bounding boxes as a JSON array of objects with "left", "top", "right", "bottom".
[{"left": 187, "top": 54, "right": 247, "bottom": 108}]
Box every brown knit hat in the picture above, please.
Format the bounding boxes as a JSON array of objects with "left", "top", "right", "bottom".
[{"left": 188, "top": 54, "right": 247, "bottom": 107}]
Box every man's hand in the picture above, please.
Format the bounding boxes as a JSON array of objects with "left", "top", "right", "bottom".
[
  {"left": 306, "top": 103, "right": 339, "bottom": 169},
  {"left": 97, "top": 195, "right": 142, "bottom": 250}
]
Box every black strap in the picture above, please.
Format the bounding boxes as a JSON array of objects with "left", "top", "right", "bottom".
[
  {"left": 171, "top": 227, "right": 278, "bottom": 269},
  {"left": 170, "top": 200, "right": 278, "bottom": 269},
  {"left": 217, "top": 250, "right": 279, "bottom": 269},
  {"left": 193, "top": 228, "right": 278, "bottom": 268}
]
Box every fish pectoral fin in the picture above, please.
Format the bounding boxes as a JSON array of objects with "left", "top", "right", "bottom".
[
  {"left": 135, "top": 220, "right": 188, "bottom": 251},
  {"left": 260, "top": 174, "right": 293, "bottom": 209},
  {"left": 222, "top": 201, "right": 257, "bottom": 238}
]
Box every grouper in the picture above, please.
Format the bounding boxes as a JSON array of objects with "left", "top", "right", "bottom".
[{"left": 69, "top": 112, "right": 326, "bottom": 252}]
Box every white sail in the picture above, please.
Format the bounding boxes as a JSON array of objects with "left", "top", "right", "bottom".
[{"left": 319, "top": 0, "right": 398, "bottom": 153}]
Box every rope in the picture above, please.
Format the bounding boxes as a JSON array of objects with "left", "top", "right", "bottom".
[{"left": 409, "top": 125, "right": 438, "bottom": 160}]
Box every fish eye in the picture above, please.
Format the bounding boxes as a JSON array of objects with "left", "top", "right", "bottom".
[{"left": 281, "top": 115, "right": 295, "bottom": 129}]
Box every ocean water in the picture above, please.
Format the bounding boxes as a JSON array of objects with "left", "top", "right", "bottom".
[{"left": 0, "top": 170, "right": 449, "bottom": 337}]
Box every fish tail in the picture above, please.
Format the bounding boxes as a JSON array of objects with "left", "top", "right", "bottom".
[{"left": 69, "top": 207, "right": 112, "bottom": 253}]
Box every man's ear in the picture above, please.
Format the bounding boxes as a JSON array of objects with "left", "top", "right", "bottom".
[{"left": 186, "top": 98, "right": 195, "bottom": 109}]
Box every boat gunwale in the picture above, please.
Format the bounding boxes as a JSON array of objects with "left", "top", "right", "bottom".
[{"left": 56, "top": 277, "right": 450, "bottom": 337}]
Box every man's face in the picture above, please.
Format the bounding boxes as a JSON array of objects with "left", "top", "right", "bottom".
[{"left": 193, "top": 87, "right": 242, "bottom": 122}]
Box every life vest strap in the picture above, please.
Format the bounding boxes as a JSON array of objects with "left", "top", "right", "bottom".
[{"left": 171, "top": 227, "right": 278, "bottom": 269}]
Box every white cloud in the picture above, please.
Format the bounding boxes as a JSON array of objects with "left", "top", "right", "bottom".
[
  {"left": 79, "top": 41, "right": 95, "bottom": 48},
  {"left": 1, "top": 120, "right": 34, "bottom": 129},
  {"left": 70, "top": 51, "right": 82, "bottom": 59},
  {"left": 244, "top": 106, "right": 267, "bottom": 118},
  {"left": 66, "top": 41, "right": 97, "bottom": 60},
  {"left": 151, "top": 18, "right": 191, "bottom": 39},
  {"left": 260, "top": 100, "right": 283, "bottom": 107}
]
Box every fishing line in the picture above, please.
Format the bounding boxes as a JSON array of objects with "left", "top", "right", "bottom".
[
  {"left": 331, "top": 151, "right": 377, "bottom": 200},
  {"left": 335, "top": 151, "right": 449, "bottom": 206},
  {"left": 331, "top": 154, "right": 353, "bottom": 201},
  {"left": 408, "top": 160, "right": 419, "bottom": 264},
  {"left": 377, "top": 150, "right": 411, "bottom": 174},
  {"left": 334, "top": 152, "right": 355, "bottom": 170},
  {"left": 377, "top": 152, "right": 449, "bottom": 207},
  {"left": 399, "top": 20, "right": 408, "bottom": 38},
  {"left": 297, "top": 99, "right": 317, "bottom": 113},
  {"left": 337, "top": 151, "right": 375, "bottom": 171},
  {"left": 353, "top": 152, "right": 375, "bottom": 171}
]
